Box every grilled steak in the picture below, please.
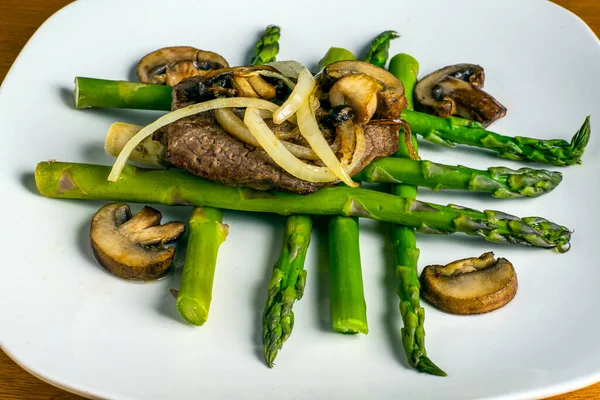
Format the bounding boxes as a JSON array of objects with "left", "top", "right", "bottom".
[{"left": 164, "top": 68, "right": 402, "bottom": 194}]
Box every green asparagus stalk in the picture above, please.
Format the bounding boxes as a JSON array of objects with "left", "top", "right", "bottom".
[
  {"left": 320, "top": 48, "right": 369, "bottom": 334},
  {"left": 104, "top": 122, "right": 563, "bottom": 199},
  {"left": 402, "top": 110, "right": 591, "bottom": 166},
  {"left": 74, "top": 77, "right": 591, "bottom": 166},
  {"left": 250, "top": 25, "right": 281, "bottom": 65},
  {"left": 388, "top": 53, "right": 445, "bottom": 376},
  {"left": 263, "top": 215, "right": 313, "bottom": 367},
  {"left": 390, "top": 53, "right": 418, "bottom": 110},
  {"left": 176, "top": 207, "right": 228, "bottom": 326},
  {"left": 74, "top": 77, "right": 172, "bottom": 110},
  {"left": 317, "top": 47, "right": 356, "bottom": 71},
  {"left": 328, "top": 216, "right": 368, "bottom": 334},
  {"left": 361, "top": 30, "right": 400, "bottom": 68},
  {"left": 357, "top": 159, "right": 562, "bottom": 198},
  {"left": 35, "top": 162, "right": 573, "bottom": 251},
  {"left": 252, "top": 27, "right": 315, "bottom": 367}
]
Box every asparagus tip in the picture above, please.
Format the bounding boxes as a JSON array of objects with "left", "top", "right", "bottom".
[
  {"left": 570, "top": 116, "right": 591, "bottom": 163},
  {"left": 416, "top": 356, "right": 447, "bottom": 377},
  {"left": 264, "top": 347, "right": 278, "bottom": 368}
]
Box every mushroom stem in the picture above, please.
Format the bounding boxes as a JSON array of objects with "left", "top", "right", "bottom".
[{"left": 176, "top": 207, "right": 229, "bottom": 326}]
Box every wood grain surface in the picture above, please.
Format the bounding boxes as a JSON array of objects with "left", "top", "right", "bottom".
[{"left": 0, "top": 0, "right": 598, "bottom": 399}]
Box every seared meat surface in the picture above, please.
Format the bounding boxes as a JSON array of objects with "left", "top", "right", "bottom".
[{"left": 164, "top": 67, "right": 402, "bottom": 194}]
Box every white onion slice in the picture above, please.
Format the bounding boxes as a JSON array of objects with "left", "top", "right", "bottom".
[
  {"left": 244, "top": 108, "right": 338, "bottom": 183},
  {"left": 272, "top": 67, "right": 315, "bottom": 124},
  {"left": 296, "top": 97, "right": 358, "bottom": 187},
  {"left": 214, "top": 108, "right": 259, "bottom": 146},
  {"left": 108, "top": 97, "right": 281, "bottom": 182},
  {"left": 256, "top": 70, "right": 296, "bottom": 90},
  {"left": 215, "top": 108, "right": 319, "bottom": 160},
  {"left": 347, "top": 124, "right": 366, "bottom": 172}
]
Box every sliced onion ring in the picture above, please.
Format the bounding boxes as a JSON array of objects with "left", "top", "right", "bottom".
[
  {"left": 257, "top": 71, "right": 296, "bottom": 90},
  {"left": 347, "top": 124, "right": 366, "bottom": 172},
  {"left": 337, "top": 121, "right": 356, "bottom": 165},
  {"left": 214, "top": 108, "right": 320, "bottom": 160},
  {"left": 108, "top": 97, "right": 281, "bottom": 182},
  {"left": 272, "top": 67, "right": 315, "bottom": 124},
  {"left": 244, "top": 108, "right": 338, "bottom": 183},
  {"left": 296, "top": 95, "right": 357, "bottom": 187}
]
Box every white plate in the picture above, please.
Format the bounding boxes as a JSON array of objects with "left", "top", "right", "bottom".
[{"left": 1, "top": 0, "right": 599, "bottom": 399}]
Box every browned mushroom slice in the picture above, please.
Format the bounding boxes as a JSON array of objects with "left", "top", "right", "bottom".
[
  {"left": 320, "top": 61, "right": 407, "bottom": 120},
  {"left": 329, "top": 74, "right": 381, "bottom": 125},
  {"left": 165, "top": 61, "right": 202, "bottom": 86},
  {"left": 90, "top": 203, "right": 185, "bottom": 281},
  {"left": 414, "top": 64, "right": 506, "bottom": 127},
  {"left": 136, "top": 46, "right": 229, "bottom": 85},
  {"left": 420, "top": 252, "right": 518, "bottom": 315},
  {"left": 230, "top": 67, "right": 278, "bottom": 100},
  {"left": 247, "top": 75, "right": 277, "bottom": 100},
  {"left": 195, "top": 50, "right": 229, "bottom": 71}
]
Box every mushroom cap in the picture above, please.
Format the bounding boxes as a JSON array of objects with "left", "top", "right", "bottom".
[
  {"left": 320, "top": 61, "right": 407, "bottom": 120},
  {"left": 420, "top": 252, "right": 518, "bottom": 315},
  {"left": 414, "top": 64, "right": 506, "bottom": 127},
  {"left": 136, "top": 46, "right": 229, "bottom": 85},
  {"left": 90, "top": 203, "right": 185, "bottom": 281}
]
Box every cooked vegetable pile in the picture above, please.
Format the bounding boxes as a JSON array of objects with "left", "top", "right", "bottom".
[{"left": 35, "top": 25, "right": 591, "bottom": 375}]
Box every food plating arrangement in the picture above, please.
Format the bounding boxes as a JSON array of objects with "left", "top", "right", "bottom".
[{"left": 34, "top": 25, "right": 591, "bottom": 376}]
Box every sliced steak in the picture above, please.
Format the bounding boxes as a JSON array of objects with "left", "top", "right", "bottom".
[{"left": 165, "top": 72, "right": 401, "bottom": 194}]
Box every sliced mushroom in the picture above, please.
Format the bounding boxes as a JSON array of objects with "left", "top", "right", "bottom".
[
  {"left": 165, "top": 61, "right": 201, "bottom": 86},
  {"left": 230, "top": 67, "right": 278, "bottom": 100},
  {"left": 90, "top": 203, "right": 185, "bottom": 281},
  {"left": 247, "top": 75, "right": 277, "bottom": 100},
  {"left": 329, "top": 74, "right": 381, "bottom": 125},
  {"left": 172, "top": 65, "right": 284, "bottom": 106},
  {"left": 232, "top": 75, "right": 259, "bottom": 98},
  {"left": 136, "top": 46, "right": 229, "bottom": 85},
  {"left": 414, "top": 64, "right": 506, "bottom": 127},
  {"left": 320, "top": 60, "right": 407, "bottom": 120},
  {"left": 420, "top": 252, "right": 517, "bottom": 315}
]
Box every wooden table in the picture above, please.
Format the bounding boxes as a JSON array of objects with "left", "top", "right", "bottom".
[{"left": 1, "top": 0, "right": 598, "bottom": 398}]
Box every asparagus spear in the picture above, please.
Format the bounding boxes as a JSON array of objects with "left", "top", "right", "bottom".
[
  {"left": 263, "top": 215, "right": 313, "bottom": 367},
  {"left": 317, "top": 47, "right": 356, "bottom": 71},
  {"left": 75, "top": 77, "right": 172, "bottom": 110},
  {"left": 250, "top": 25, "right": 281, "bottom": 65},
  {"left": 322, "top": 48, "right": 368, "bottom": 334},
  {"left": 328, "top": 216, "right": 368, "bottom": 334},
  {"left": 176, "top": 207, "right": 229, "bottom": 326},
  {"left": 35, "top": 162, "right": 573, "bottom": 252},
  {"left": 388, "top": 53, "right": 445, "bottom": 376},
  {"left": 402, "top": 110, "right": 591, "bottom": 166},
  {"left": 361, "top": 30, "right": 400, "bottom": 68},
  {"left": 251, "top": 26, "right": 315, "bottom": 367},
  {"left": 104, "top": 122, "right": 563, "bottom": 199},
  {"left": 357, "top": 159, "right": 562, "bottom": 198},
  {"left": 74, "top": 77, "right": 591, "bottom": 166}
]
